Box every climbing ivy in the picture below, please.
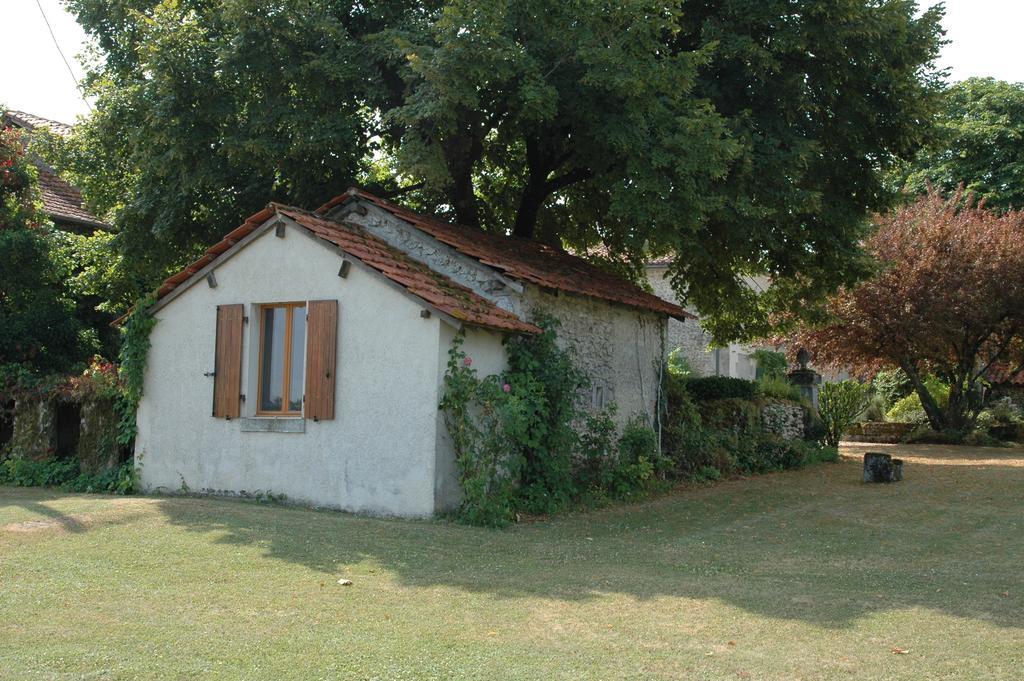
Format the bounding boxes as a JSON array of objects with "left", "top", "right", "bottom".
[
  {"left": 440, "top": 314, "right": 661, "bottom": 527},
  {"left": 115, "top": 295, "right": 157, "bottom": 445}
]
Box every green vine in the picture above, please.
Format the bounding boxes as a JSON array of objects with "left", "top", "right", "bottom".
[
  {"left": 439, "top": 314, "right": 661, "bottom": 527},
  {"left": 439, "top": 331, "right": 528, "bottom": 527},
  {"left": 115, "top": 295, "right": 157, "bottom": 446}
]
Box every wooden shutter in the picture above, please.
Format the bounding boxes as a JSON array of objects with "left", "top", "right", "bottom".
[
  {"left": 304, "top": 299, "right": 338, "bottom": 421},
  {"left": 213, "top": 304, "right": 244, "bottom": 418}
]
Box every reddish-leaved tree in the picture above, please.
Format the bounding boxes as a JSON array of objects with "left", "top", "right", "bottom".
[{"left": 793, "top": 190, "right": 1024, "bottom": 432}]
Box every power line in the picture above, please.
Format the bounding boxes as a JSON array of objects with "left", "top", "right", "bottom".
[{"left": 33, "top": 0, "right": 92, "bottom": 112}]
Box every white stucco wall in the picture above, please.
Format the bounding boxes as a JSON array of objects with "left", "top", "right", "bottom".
[
  {"left": 432, "top": 323, "right": 509, "bottom": 512},
  {"left": 135, "top": 223, "right": 452, "bottom": 517}
]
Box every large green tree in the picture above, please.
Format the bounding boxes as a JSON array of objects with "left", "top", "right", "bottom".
[
  {"left": 59, "top": 0, "right": 944, "bottom": 338},
  {"left": 896, "top": 77, "right": 1024, "bottom": 212},
  {"left": 0, "top": 125, "right": 88, "bottom": 381}
]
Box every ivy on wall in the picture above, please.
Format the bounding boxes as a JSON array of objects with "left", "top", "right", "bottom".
[
  {"left": 440, "top": 314, "right": 663, "bottom": 527},
  {"left": 115, "top": 295, "right": 157, "bottom": 446}
]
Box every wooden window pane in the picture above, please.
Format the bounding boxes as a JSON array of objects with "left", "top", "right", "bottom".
[
  {"left": 288, "top": 310, "right": 305, "bottom": 412},
  {"left": 259, "top": 307, "right": 287, "bottom": 412}
]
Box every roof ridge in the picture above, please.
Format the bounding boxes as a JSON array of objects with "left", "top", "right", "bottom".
[{"left": 147, "top": 202, "right": 540, "bottom": 335}]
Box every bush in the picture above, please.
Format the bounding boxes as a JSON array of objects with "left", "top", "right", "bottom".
[
  {"left": 818, "top": 380, "right": 872, "bottom": 447},
  {"left": 693, "top": 465, "right": 721, "bottom": 483},
  {"left": 698, "top": 398, "right": 762, "bottom": 434},
  {"left": 685, "top": 376, "right": 759, "bottom": 401},
  {"left": 666, "top": 347, "right": 693, "bottom": 378},
  {"left": 886, "top": 375, "right": 949, "bottom": 424},
  {"left": 0, "top": 457, "right": 137, "bottom": 494},
  {"left": 872, "top": 368, "right": 913, "bottom": 410},
  {"left": 662, "top": 371, "right": 836, "bottom": 482},
  {"left": 752, "top": 349, "right": 787, "bottom": 379},
  {"left": 757, "top": 374, "right": 803, "bottom": 401},
  {"left": 612, "top": 416, "right": 666, "bottom": 494}
]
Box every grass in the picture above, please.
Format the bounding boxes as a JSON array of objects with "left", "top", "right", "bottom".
[{"left": 2, "top": 443, "right": 1023, "bottom": 680}]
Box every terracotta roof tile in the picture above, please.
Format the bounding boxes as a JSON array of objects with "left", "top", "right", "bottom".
[
  {"left": 150, "top": 204, "right": 540, "bottom": 335},
  {"left": 3, "top": 110, "right": 74, "bottom": 136},
  {"left": 4, "top": 110, "right": 106, "bottom": 228},
  {"left": 317, "top": 189, "right": 693, "bottom": 320},
  {"left": 37, "top": 168, "right": 105, "bottom": 227}
]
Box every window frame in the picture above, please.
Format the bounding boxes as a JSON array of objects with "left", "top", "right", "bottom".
[{"left": 255, "top": 301, "right": 306, "bottom": 417}]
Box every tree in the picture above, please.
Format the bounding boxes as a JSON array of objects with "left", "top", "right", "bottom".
[
  {"left": 60, "top": 0, "right": 944, "bottom": 338},
  {"left": 896, "top": 78, "right": 1024, "bottom": 212},
  {"left": 792, "top": 191, "right": 1024, "bottom": 433},
  {"left": 0, "top": 125, "right": 88, "bottom": 381}
]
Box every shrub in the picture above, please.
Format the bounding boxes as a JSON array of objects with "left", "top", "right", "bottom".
[
  {"left": 693, "top": 465, "right": 721, "bottom": 482},
  {"left": 872, "top": 368, "right": 913, "bottom": 410},
  {"left": 685, "top": 376, "right": 759, "bottom": 401},
  {"left": 752, "top": 349, "right": 787, "bottom": 379},
  {"left": 611, "top": 416, "right": 665, "bottom": 496},
  {"left": 818, "top": 380, "right": 872, "bottom": 447},
  {"left": 666, "top": 347, "right": 693, "bottom": 378},
  {"left": 886, "top": 375, "right": 949, "bottom": 424},
  {"left": 757, "top": 374, "right": 803, "bottom": 402},
  {"left": 575, "top": 407, "right": 618, "bottom": 494},
  {"left": 0, "top": 457, "right": 137, "bottom": 494},
  {"left": 698, "top": 398, "right": 761, "bottom": 434}
]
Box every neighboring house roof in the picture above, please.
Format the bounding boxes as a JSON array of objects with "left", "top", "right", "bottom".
[
  {"left": 3, "top": 110, "right": 74, "bottom": 136},
  {"left": 2, "top": 110, "right": 107, "bottom": 230},
  {"left": 319, "top": 188, "right": 693, "bottom": 321},
  {"left": 152, "top": 202, "right": 542, "bottom": 335}
]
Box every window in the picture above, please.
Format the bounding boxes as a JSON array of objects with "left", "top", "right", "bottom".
[{"left": 257, "top": 303, "right": 306, "bottom": 415}]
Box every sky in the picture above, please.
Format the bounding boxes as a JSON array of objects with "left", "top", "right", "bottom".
[{"left": 2, "top": 0, "right": 1024, "bottom": 125}]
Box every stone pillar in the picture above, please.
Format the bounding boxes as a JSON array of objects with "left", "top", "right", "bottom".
[
  {"left": 787, "top": 347, "right": 822, "bottom": 408},
  {"left": 78, "top": 397, "right": 121, "bottom": 474},
  {"left": 10, "top": 398, "right": 58, "bottom": 460}
]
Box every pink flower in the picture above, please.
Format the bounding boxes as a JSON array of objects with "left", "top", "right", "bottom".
[
  {"left": 463, "top": 357, "right": 473, "bottom": 367},
  {"left": 502, "top": 384, "right": 511, "bottom": 393}
]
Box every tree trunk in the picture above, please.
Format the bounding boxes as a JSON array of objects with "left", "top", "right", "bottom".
[
  {"left": 902, "top": 363, "right": 947, "bottom": 431},
  {"left": 440, "top": 121, "right": 485, "bottom": 230},
  {"left": 513, "top": 181, "right": 546, "bottom": 239}
]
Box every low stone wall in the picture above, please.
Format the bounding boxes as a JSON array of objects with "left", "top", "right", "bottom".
[
  {"left": 844, "top": 421, "right": 915, "bottom": 443},
  {"left": 761, "top": 401, "right": 806, "bottom": 440}
]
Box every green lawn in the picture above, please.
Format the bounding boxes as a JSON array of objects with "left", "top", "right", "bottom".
[{"left": 2, "top": 444, "right": 1023, "bottom": 680}]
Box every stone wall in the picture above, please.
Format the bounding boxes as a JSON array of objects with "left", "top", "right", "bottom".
[
  {"left": 760, "top": 401, "right": 806, "bottom": 440},
  {"left": 78, "top": 398, "right": 121, "bottom": 474},
  {"left": 10, "top": 399, "right": 57, "bottom": 460},
  {"left": 348, "top": 202, "right": 669, "bottom": 431},
  {"left": 521, "top": 287, "right": 665, "bottom": 429},
  {"left": 645, "top": 265, "right": 762, "bottom": 380},
  {"left": 646, "top": 266, "right": 716, "bottom": 375},
  {"left": 6, "top": 396, "right": 123, "bottom": 472},
  {"left": 343, "top": 205, "right": 522, "bottom": 314}
]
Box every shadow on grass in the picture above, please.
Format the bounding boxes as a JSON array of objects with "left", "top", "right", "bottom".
[
  {"left": 155, "top": 447, "right": 1024, "bottom": 630},
  {"left": 0, "top": 488, "right": 89, "bottom": 533}
]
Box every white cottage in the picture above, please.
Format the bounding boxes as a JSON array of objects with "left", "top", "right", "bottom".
[{"left": 135, "top": 188, "right": 689, "bottom": 517}]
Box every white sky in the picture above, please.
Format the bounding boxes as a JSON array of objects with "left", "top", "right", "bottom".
[{"left": 2, "top": 0, "right": 1024, "bottom": 125}]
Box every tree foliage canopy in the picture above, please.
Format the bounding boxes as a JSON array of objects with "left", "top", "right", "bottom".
[
  {"left": 792, "top": 191, "right": 1024, "bottom": 432},
  {"left": 896, "top": 78, "right": 1024, "bottom": 212},
  {"left": 0, "top": 125, "right": 88, "bottom": 380},
  {"left": 57, "top": 0, "right": 945, "bottom": 341}
]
